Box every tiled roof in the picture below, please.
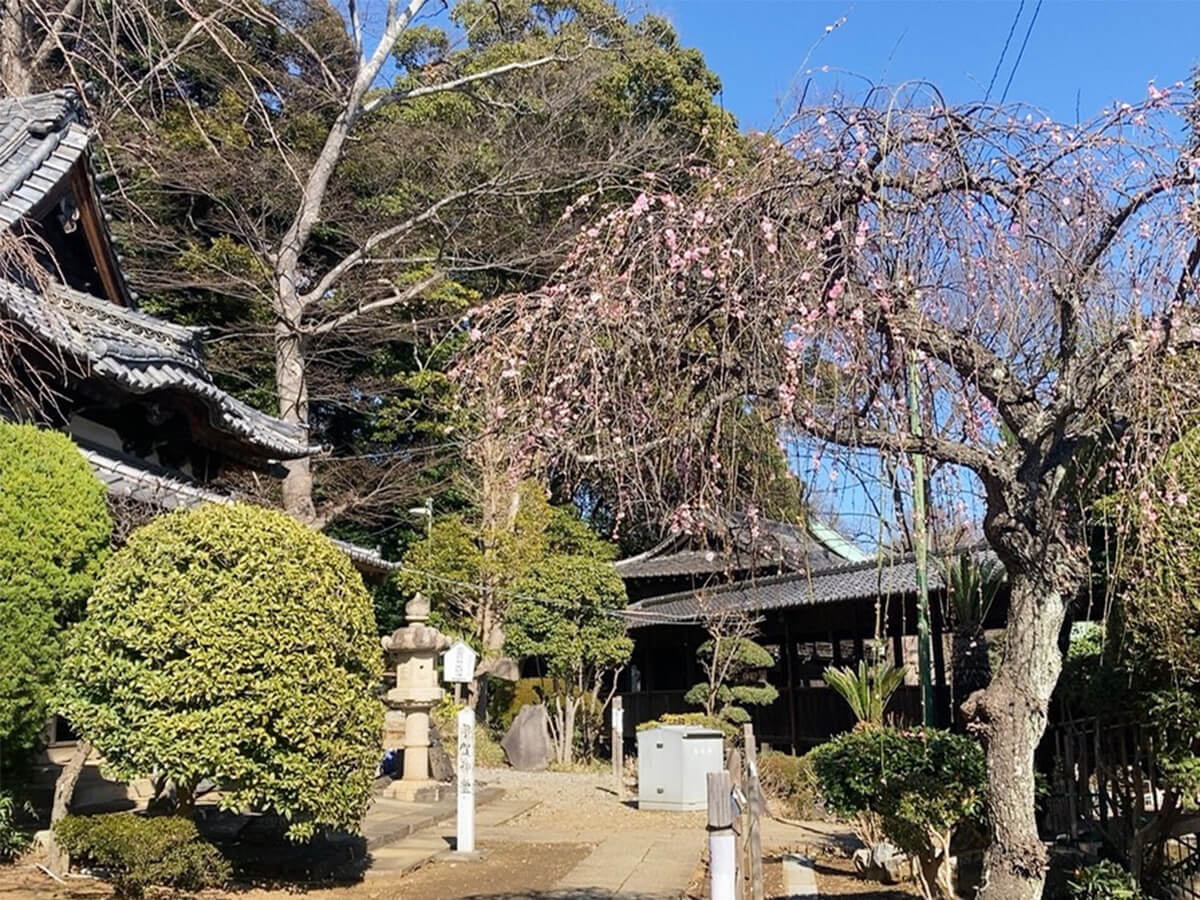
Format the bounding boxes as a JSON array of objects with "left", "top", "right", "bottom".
[
  {"left": 620, "top": 545, "right": 992, "bottom": 628},
  {"left": 0, "top": 89, "right": 89, "bottom": 229},
  {"left": 1, "top": 276, "right": 317, "bottom": 459},
  {"left": 614, "top": 516, "right": 863, "bottom": 580},
  {"left": 81, "top": 442, "right": 399, "bottom": 574},
  {"left": 0, "top": 89, "right": 314, "bottom": 462}
]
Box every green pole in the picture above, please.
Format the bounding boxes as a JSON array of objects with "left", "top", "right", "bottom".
[{"left": 907, "top": 359, "right": 935, "bottom": 726}]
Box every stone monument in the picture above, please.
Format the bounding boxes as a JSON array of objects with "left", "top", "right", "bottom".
[{"left": 381, "top": 593, "right": 451, "bottom": 801}]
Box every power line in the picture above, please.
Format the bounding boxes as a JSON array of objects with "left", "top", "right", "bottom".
[
  {"left": 985, "top": 0, "right": 1025, "bottom": 103},
  {"left": 1000, "top": 0, "right": 1044, "bottom": 105}
]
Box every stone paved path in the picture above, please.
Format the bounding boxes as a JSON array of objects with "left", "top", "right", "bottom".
[
  {"left": 363, "top": 791, "right": 704, "bottom": 896},
  {"left": 552, "top": 828, "right": 703, "bottom": 898}
]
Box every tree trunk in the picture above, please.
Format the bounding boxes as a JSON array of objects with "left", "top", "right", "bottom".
[
  {"left": 913, "top": 829, "right": 955, "bottom": 900},
  {"left": 0, "top": 0, "right": 31, "bottom": 96},
  {"left": 562, "top": 698, "right": 576, "bottom": 767},
  {"left": 967, "top": 569, "right": 1068, "bottom": 900},
  {"left": 273, "top": 299, "right": 316, "bottom": 523},
  {"left": 44, "top": 740, "right": 91, "bottom": 874}
]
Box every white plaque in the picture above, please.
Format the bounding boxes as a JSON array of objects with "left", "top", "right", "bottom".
[
  {"left": 611, "top": 705, "right": 624, "bottom": 732},
  {"left": 442, "top": 640, "right": 478, "bottom": 683}
]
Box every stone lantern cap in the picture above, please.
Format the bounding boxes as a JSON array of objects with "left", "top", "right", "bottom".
[
  {"left": 380, "top": 593, "right": 452, "bottom": 653},
  {"left": 383, "top": 623, "right": 451, "bottom": 653}
]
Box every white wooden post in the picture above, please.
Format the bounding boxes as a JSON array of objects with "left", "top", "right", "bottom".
[
  {"left": 457, "top": 706, "right": 475, "bottom": 853},
  {"left": 611, "top": 696, "right": 624, "bottom": 800},
  {"left": 708, "top": 770, "right": 736, "bottom": 900}
]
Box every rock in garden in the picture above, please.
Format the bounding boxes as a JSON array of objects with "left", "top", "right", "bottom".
[
  {"left": 500, "top": 704, "right": 552, "bottom": 771},
  {"left": 429, "top": 720, "right": 457, "bottom": 783}
]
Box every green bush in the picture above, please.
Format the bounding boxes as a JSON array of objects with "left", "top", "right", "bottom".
[
  {"left": 431, "top": 697, "right": 505, "bottom": 767},
  {"left": 59, "top": 503, "right": 383, "bottom": 840},
  {"left": 0, "top": 790, "right": 29, "bottom": 861},
  {"left": 1068, "top": 860, "right": 1146, "bottom": 900},
  {"left": 811, "top": 727, "right": 985, "bottom": 899},
  {"left": 757, "top": 750, "right": 819, "bottom": 819},
  {"left": 0, "top": 423, "right": 111, "bottom": 763},
  {"left": 54, "top": 814, "right": 229, "bottom": 897}
]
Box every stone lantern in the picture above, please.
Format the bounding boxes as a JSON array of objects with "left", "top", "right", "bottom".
[{"left": 381, "top": 593, "right": 451, "bottom": 801}]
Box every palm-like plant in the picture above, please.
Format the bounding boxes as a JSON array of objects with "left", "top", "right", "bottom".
[
  {"left": 823, "top": 659, "right": 908, "bottom": 727},
  {"left": 942, "top": 553, "right": 1005, "bottom": 717}
]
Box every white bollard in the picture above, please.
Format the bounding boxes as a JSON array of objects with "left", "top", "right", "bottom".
[
  {"left": 707, "top": 770, "right": 736, "bottom": 900},
  {"left": 709, "top": 831, "right": 737, "bottom": 900},
  {"left": 456, "top": 706, "right": 475, "bottom": 854}
]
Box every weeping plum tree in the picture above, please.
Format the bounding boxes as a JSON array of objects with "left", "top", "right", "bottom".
[{"left": 458, "top": 83, "right": 1200, "bottom": 899}]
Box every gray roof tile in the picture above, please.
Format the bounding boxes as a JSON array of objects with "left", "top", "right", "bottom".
[
  {"left": 1, "top": 276, "right": 318, "bottom": 459},
  {"left": 621, "top": 545, "right": 992, "bottom": 627},
  {"left": 0, "top": 89, "right": 87, "bottom": 226},
  {"left": 80, "top": 442, "right": 398, "bottom": 573}
]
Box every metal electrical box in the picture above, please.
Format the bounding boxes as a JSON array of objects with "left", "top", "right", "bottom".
[{"left": 637, "top": 725, "right": 725, "bottom": 811}]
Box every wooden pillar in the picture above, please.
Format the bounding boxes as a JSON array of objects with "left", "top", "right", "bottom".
[
  {"left": 612, "top": 696, "right": 624, "bottom": 801},
  {"left": 783, "top": 617, "right": 798, "bottom": 755}
]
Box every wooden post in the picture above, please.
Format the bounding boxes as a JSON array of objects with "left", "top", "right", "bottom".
[
  {"left": 612, "top": 696, "right": 624, "bottom": 800},
  {"left": 743, "top": 724, "right": 765, "bottom": 900},
  {"left": 783, "top": 617, "right": 798, "bottom": 754},
  {"left": 707, "top": 770, "right": 736, "bottom": 900}
]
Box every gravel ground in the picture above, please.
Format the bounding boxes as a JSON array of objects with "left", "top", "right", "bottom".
[{"left": 476, "top": 766, "right": 708, "bottom": 833}]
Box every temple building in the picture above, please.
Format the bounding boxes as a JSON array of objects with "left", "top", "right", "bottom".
[{"left": 0, "top": 87, "right": 396, "bottom": 576}]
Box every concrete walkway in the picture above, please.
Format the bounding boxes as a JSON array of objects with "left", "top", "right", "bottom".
[
  {"left": 366, "top": 791, "right": 540, "bottom": 876},
  {"left": 552, "top": 829, "right": 703, "bottom": 898}
]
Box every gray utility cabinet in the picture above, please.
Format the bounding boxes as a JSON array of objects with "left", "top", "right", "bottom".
[{"left": 637, "top": 725, "right": 725, "bottom": 811}]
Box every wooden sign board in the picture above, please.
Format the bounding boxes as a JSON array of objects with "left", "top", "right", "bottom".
[{"left": 443, "top": 640, "right": 478, "bottom": 683}]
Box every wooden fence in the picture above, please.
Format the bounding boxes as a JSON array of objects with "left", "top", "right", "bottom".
[{"left": 1046, "top": 716, "right": 1200, "bottom": 898}]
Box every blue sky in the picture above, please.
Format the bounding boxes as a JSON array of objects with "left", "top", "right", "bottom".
[{"left": 657, "top": 1, "right": 1200, "bottom": 131}]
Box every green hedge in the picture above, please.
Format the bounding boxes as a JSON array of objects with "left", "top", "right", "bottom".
[{"left": 55, "top": 814, "right": 229, "bottom": 897}]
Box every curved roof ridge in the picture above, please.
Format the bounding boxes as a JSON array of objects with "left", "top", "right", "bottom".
[{"left": 1, "top": 276, "right": 319, "bottom": 460}]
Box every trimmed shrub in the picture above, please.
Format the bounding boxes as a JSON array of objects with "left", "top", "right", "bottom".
[
  {"left": 1068, "top": 860, "right": 1146, "bottom": 900},
  {"left": 0, "top": 423, "right": 111, "bottom": 763},
  {"left": 59, "top": 503, "right": 383, "bottom": 840},
  {"left": 54, "top": 814, "right": 229, "bottom": 897},
  {"left": 757, "top": 750, "right": 819, "bottom": 819},
  {"left": 811, "top": 727, "right": 985, "bottom": 900}
]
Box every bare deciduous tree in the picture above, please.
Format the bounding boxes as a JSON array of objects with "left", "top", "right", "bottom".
[{"left": 460, "top": 83, "right": 1200, "bottom": 899}]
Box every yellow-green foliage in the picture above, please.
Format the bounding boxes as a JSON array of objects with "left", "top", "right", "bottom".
[
  {"left": 54, "top": 814, "right": 229, "bottom": 898},
  {"left": 431, "top": 698, "right": 505, "bottom": 768},
  {"left": 59, "top": 504, "right": 383, "bottom": 840},
  {"left": 758, "top": 750, "right": 820, "bottom": 820},
  {"left": 0, "top": 423, "right": 111, "bottom": 762}
]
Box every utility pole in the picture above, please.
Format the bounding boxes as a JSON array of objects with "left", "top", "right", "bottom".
[{"left": 907, "top": 359, "right": 935, "bottom": 726}]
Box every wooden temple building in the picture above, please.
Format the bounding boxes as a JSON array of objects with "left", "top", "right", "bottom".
[
  {"left": 0, "top": 88, "right": 396, "bottom": 576},
  {"left": 617, "top": 516, "right": 999, "bottom": 751}
]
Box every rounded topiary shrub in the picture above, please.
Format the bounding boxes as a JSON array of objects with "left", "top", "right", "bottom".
[
  {"left": 60, "top": 503, "right": 383, "bottom": 840},
  {"left": 0, "top": 423, "right": 111, "bottom": 761}
]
